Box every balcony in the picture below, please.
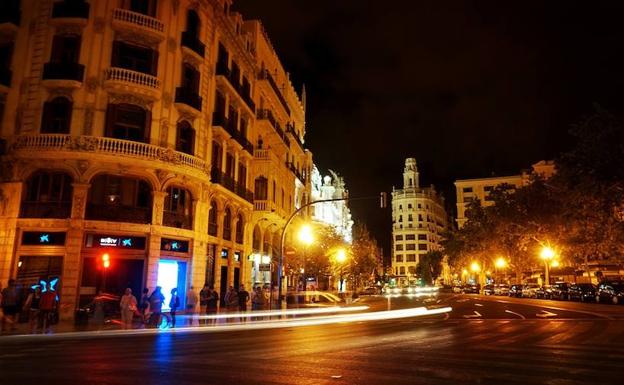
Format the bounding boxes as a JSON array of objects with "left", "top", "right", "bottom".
[
  {"left": 163, "top": 211, "right": 192, "bottom": 230},
  {"left": 86, "top": 203, "right": 151, "bottom": 224},
  {"left": 20, "top": 202, "right": 71, "bottom": 219},
  {"left": 0, "top": 68, "right": 11, "bottom": 90},
  {"left": 224, "top": 120, "right": 253, "bottom": 155},
  {"left": 174, "top": 87, "right": 202, "bottom": 115},
  {"left": 258, "top": 69, "right": 290, "bottom": 116},
  {"left": 215, "top": 62, "right": 255, "bottom": 113},
  {"left": 181, "top": 31, "right": 205, "bottom": 60},
  {"left": 286, "top": 161, "right": 306, "bottom": 184},
  {"left": 111, "top": 8, "right": 165, "bottom": 44},
  {"left": 42, "top": 62, "right": 85, "bottom": 88},
  {"left": 253, "top": 200, "right": 276, "bottom": 212},
  {"left": 0, "top": 5, "right": 20, "bottom": 34},
  {"left": 51, "top": 1, "right": 90, "bottom": 26},
  {"left": 210, "top": 167, "right": 236, "bottom": 192},
  {"left": 257, "top": 109, "right": 290, "bottom": 150},
  {"left": 235, "top": 184, "right": 254, "bottom": 203},
  {"left": 104, "top": 67, "right": 161, "bottom": 100},
  {"left": 286, "top": 123, "right": 304, "bottom": 152},
  {"left": 10, "top": 134, "right": 207, "bottom": 173}
]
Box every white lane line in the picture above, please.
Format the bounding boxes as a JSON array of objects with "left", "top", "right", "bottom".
[
  {"left": 479, "top": 297, "right": 614, "bottom": 320},
  {"left": 536, "top": 310, "right": 558, "bottom": 318},
  {"left": 474, "top": 303, "right": 484, "bottom": 307},
  {"left": 505, "top": 310, "right": 526, "bottom": 320},
  {"left": 463, "top": 311, "right": 482, "bottom": 319}
]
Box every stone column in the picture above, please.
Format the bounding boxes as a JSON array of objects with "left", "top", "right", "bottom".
[
  {"left": 146, "top": 230, "right": 161, "bottom": 291},
  {"left": 0, "top": 182, "right": 22, "bottom": 286},
  {"left": 152, "top": 191, "right": 167, "bottom": 226},
  {"left": 190, "top": 239, "right": 208, "bottom": 290},
  {"left": 71, "top": 183, "right": 90, "bottom": 219}
]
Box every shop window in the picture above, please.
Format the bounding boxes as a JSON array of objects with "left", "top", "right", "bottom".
[
  {"left": 111, "top": 40, "right": 158, "bottom": 76},
  {"left": 175, "top": 121, "right": 195, "bottom": 155},
  {"left": 208, "top": 200, "right": 218, "bottom": 236},
  {"left": 235, "top": 214, "right": 243, "bottom": 244},
  {"left": 223, "top": 207, "right": 232, "bottom": 240},
  {"left": 41, "top": 97, "right": 72, "bottom": 134},
  {"left": 163, "top": 186, "right": 192, "bottom": 229},
  {"left": 21, "top": 171, "right": 73, "bottom": 218},
  {"left": 86, "top": 174, "right": 152, "bottom": 223},
  {"left": 254, "top": 176, "right": 267, "bottom": 200},
  {"left": 105, "top": 103, "right": 150, "bottom": 143}
]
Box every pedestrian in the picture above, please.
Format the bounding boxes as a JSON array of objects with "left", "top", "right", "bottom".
[
  {"left": 1, "top": 279, "right": 19, "bottom": 332},
  {"left": 238, "top": 285, "right": 250, "bottom": 322},
  {"left": 23, "top": 286, "right": 42, "bottom": 333},
  {"left": 206, "top": 287, "right": 219, "bottom": 325},
  {"left": 199, "top": 284, "right": 210, "bottom": 325},
  {"left": 120, "top": 288, "right": 137, "bottom": 330},
  {"left": 169, "top": 288, "right": 180, "bottom": 328},
  {"left": 251, "top": 286, "right": 266, "bottom": 311},
  {"left": 39, "top": 284, "right": 58, "bottom": 333},
  {"left": 225, "top": 286, "right": 238, "bottom": 311},
  {"left": 139, "top": 288, "right": 150, "bottom": 325},
  {"left": 148, "top": 287, "right": 165, "bottom": 327},
  {"left": 186, "top": 286, "right": 198, "bottom": 326}
]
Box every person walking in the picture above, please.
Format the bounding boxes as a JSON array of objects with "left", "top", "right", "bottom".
[
  {"left": 1, "top": 279, "right": 19, "bottom": 333},
  {"left": 39, "top": 285, "right": 58, "bottom": 333},
  {"left": 186, "top": 286, "right": 198, "bottom": 326},
  {"left": 139, "top": 288, "right": 150, "bottom": 325},
  {"left": 169, "top": 288, "right": 180, "bottom": 328},
  {"left": 206, "top": 287, "right": 219, "bottom": 325},
  {"left": 120, "top": 288, "right": 137, "bottom": 330},
  {"left": 199, "top": 284, "right": 210, "bottom": 325},
  {"left": 23, "top": 286, "right": 42, "bottom": 333},
  {"left": 148, "top": 287, "right": 165, "bottom": 327},
  {"left": 251, "top": 286, "right": 266, "bottom": 311},
  {"left": 238, "top": 285, "right": 249, "bottom": 322}
]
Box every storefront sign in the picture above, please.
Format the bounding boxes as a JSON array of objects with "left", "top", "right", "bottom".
[
  {"left": 161, "top": 238, "right": 189, "bottom": 253},
  {"left": 22, "top": 232, "right": 66, "bottom": 246},
  {"left": 84, "top": 234, "right": 146, "bottom": 250}
]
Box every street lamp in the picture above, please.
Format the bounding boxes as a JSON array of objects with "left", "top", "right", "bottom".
[
  {"left": 540, "top": 246, "right": 556, "bottom": 286},
  {"left": 335, "top": 248, "right": 347, "bottom": 292},
  {"left": 495, "top": 257, "right": 507, "bottom": 284},
  {"left": 298, "top": 225, "right": 314, "bottom": 292}
]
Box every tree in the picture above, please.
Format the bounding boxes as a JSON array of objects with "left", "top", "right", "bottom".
[
  {"left": 416, "top": 251, "right": 443, "bottom": 285},
  {"left": 348, "top": 223, "right": 381, "bottom": 290}
]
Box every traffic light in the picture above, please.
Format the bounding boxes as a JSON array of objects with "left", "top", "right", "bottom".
[
  {"left": 380, "top": 192, "right": 387, "bottom": 208},
  {"left": 101, "top": 253, "right": 110, "bottom": 269}
]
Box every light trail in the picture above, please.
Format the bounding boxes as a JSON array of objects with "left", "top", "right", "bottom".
[
  {"left": 0, "top": 306, "right": 453, "bottom": 341},
  {"left": 181, "top": 305, "right": 370, "bottom": 321}
]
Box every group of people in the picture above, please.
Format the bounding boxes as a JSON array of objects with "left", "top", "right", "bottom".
[{"left": 1, "top": 279, "right": 58, "bottom": 334}]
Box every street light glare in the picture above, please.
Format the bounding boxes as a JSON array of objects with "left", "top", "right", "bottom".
[
  {"left": 540, "top": 246, "right": 556, "bottom": 260},
  {"left": 495, "top": 257, "right": 507, "bottom": 269},
  {"left": 298, "top": 225, "right": 314, "bottom": 246},
  {"left": 470, "top": 262, "right": 481, "bottom": 273},
  {"left": 336, "top": 249, "right": 347, "bottom": 263}
]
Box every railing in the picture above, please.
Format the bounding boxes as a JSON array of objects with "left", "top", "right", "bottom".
[
  {"left": 211, "top": 167, "right": 235, "bottom": 192},
  {"left": 20, "top": 202, "right": 71, "bottom": 219},
  {"left": 175, "top": 87, "right": 202, "bottom": 111},
  {"left": 86, "top": 204, "right": 151, "bottom": 224},
  {"left": 258, "top": 69, "right": 290, "bottom": 115},
  {"left": 11, "top": 134, "right": 206, "bottom": 172},
  {"left": 112, "top": 8, "right": 164, "bottom": 34},
  {"left": 215, "top": 62, "right": 255, "bottom": 112},
  {"left": 43, "top": 62, "right": 85, "bottom": 82},
  {"left": 181, "top": 31, "right": 205, "bottom": 58},
  {"left": 224, "top": 119, "right": 253, "bottom": 155},
  {"left": 257, "top": 109, "right": 290, "bottom": 148},
  {"left": 52, "top": 1, "right": 90, "bottom": 19},
  {"left": 163, "top": 211, "right": 193, "bottom": 230},
  {"left": 254, "top": 149, "right": 270, "bottom": 159},
  {"left": 0, "top": 68, "right": 11, "bottom": 87},
  {"left": 253, "top": 200, "right": 275, "bottom": 212},
  {"left": 105, "top": 67, "right": 160, "bottom": 90},
  {"left": 286, "top": 123, "right": 304, "bottom": 151}
]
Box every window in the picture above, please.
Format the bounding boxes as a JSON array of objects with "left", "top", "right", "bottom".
[
  {"left": 50, "top": 35, "right": 80, "bottom": 64},
  {"left": 406, "top": 244, "right": 416, "bottom": 251},
  {"left": 176, "top": 121, "right": 194, "bottom": 155},
  {"left": 408, "top": 214, "right": 413, "bottom": 221},
  {"left": 408, "top": 204, "right": 412, "bottom": 209},
  {"left": 21, "top": 171, "right": 73, "bottom": 218},
  {"left": 213, "top": 91, "right": 226, "bottom": 124},
  {"left": 41, "top": 97, "right": 72, "bottom": 133},
  {"left": 223, "top": 207, "right": 232, "bottom": 240},
  {"left": 399, "top": 266, "right": 405, "bottom": 275},
  {"left": 462, "top": 187, "right": 473, "bottom": 193},
  {"left": 186, "top": 9, "right": 200, "bottom": 37},
  {"left": 211, "top": 141, "right": 222, "bottom": 170},
  {"left": 181, "top": 63, "right": 200, "bottom": 94},
  {"left": 484, "top": 186, "right": 494, "bottom": 192},
  {"left": 163, "top": 186, "right": 192, "bottom": 229},
  {"left": 395, "top": 235, "right": 403, "bottom": 241},
  {"left": 399, "top": 205, "right": 402, "bottom": 210},
  {"left": 254, "top": 177, "right": 268, "bottom": 200},
  {"left": 398, "top": 215, "right": 403, "bottom": 222},
  {"left": 406, "top": 254, "right": 416, "bottom": 262},
  {"left": 418, "top": 234, "right": 427, "bottom": 241},
  {"left": 238, "top": 163, "right": 247, "bottom": 188},
  {"left": 111, "top": 41, "right": 158, "bottom": 75},
  {"left": 231, "top": 61, "right": 240, "bottom": 85},
  {"left": 419, "top": 244, "right": 428, "bottom": 251},
  {"left": 418, "top": 204, "right": 421, "bottom": 209},
  {"left": 208, "top": 201, "right": 218, "bottom": 235},
  {"left": 127, "top": 0, "right": 157, "bottom": 17},
  {"left": 235, "top": 214, "right": 243, "bottom": 244},
  {"left": 105, "top": 103, "right": 150, "bottom": 142},
  {"left": 86, "top": 174, "right": 152, "bottom": 223},
  {"left": 395, "top": 255, "right": 403, "bottom": 263},
  {"left": 225, "top": 153, "right": 235, "bottom": 178},
  {"left": 405, "top": 234, "right": 415, "bottom": 240},
  {"left": 395, "top": 244, "right": 403, "bottom": 251},
  {"left": 418, "top": 214, "right": 423, "bottom": 221}
]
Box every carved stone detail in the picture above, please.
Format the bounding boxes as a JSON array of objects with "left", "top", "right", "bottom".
[
  {"left": 48, "top": 88, "right": 74, "bottom": 100},
  {"left": 109, "top": 93, "right": 153, "bottom": 109},
  {"left": 83, "top": 105, "right": 94, "bottom": 135},
  {"left": 54, "top": 24, "right": 83, "bottom": 36},
  {"left": 76, "top": 160, "right": 90, "bottom": 176},
  {"left": 116, "top": 30, "right": 160, "bottom": 48},
  {"left": 67, "top": 136, "right": 98, "bottom": 151},
  {"left": 159, "top": 119, "right": 169, "bottom": 147}
]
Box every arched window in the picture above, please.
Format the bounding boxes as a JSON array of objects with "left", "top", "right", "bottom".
[
  {"left": 105, "top": 103, "right": 150, "bottom": 143},
  {"left": 86, "top": 174, "right": 152, "bottom": 223},
  {"left": 127, "top": 0, "right": 157, "bottom": 17},
  {"left": 163, "top": 186, "right": 192, "bottom": 229},
  {"left": 41, "top": 97, "right": 72, "bottom": 134},
  {"left": 21, "top": 171, "right": 73, "bottom": 218},
  {"left": 208, "top": 200, "right": 218, "bottom": 236},
  {"left": 252, "top": 225, "right": 261, "bottom": 252},
  {"left": 235, "top": 214, "right": 243, "bottom": 244},
  {"left": 254, "top": 176, "right": 267, "bottom": 200},
  {"left": 186, "top": 10, "right": 200, "bottom": 37},
  {"left": 175, "top": 121, "right": 195, "bottom": 155},
  {"left": 223, "top": 207, "right": 232, "bottom": 241}
]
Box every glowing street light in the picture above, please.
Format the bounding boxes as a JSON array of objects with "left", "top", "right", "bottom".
[
  {"left": 540, "top": 245, "right": 557, "bottom": 285},
  {"left": 550, "top": 259, "right": 560, "bottom": 268},
  {"left": 298, "top": 224, "right": 314, "bottom": 246},
  {"left": 470, "top": 261, "right": 481, "bottom": 273},
  {"left": 495, "top": 257, "right": 508, "bottom": 269},
  {"left": 336, "top": 248, "right": 347, "bottom": 263}
]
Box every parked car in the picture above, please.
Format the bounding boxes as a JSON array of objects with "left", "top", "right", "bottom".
[
  {"left": 550, "top": 282, "right": 571, "bottom": 300},
  {"left": 483, "top": 284, "right": 495, "bottom": 295},
  {"left": 360, "top": 286, "right": 381, "bottom": 295},
  {"left": 595, "top": 282, "right": 624, "bottom": 305},
  {"left": 462, "top": 284, "right": 480, "bottom": 294},
  {"left": 567, "top": 283, "right": 596, "bottom": 302},
  {"left": 521, "top": 284, "right": 541, "bottom": 298},
  {"left": 452, "top": 285, "right": 463, "bottom": 294},
  {"left": 509, "top": 284, "right": 524, "bottom": 297},
  {"left": 494, "top": 284, "right": 510, "bottom": 296},
  {"left": 535, "top": 285, "right": 553, "bottom": 299}
]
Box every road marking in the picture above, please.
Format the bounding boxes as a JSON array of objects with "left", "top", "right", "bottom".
[
  {"left": 536, "top": 310, "right": 558, "bottom": 318},
  {"left": 474, "top": 303, "right": 484, "bottom": 307},
  {"left": 505, "top": 310, "right": 526, "bottom": 319},
  {"left": 463, "top": 311, "right": 482, "bottom": 319},
  {"left": 475, "top": 295, "right": 615, "bottom": 320},
  {"left": 456, "top": 298, "right": 471, "bottom": 303}
]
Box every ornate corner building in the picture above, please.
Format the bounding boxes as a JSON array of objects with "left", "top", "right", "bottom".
[
  {"left": 0, "top": 0, "right": 312, "bottom": 319},
  {"left": 310, "top": 165, "right": 353, "bottom": 243},
  {"left": 391, "top": 158, "right": 448, "bottom": 284}
]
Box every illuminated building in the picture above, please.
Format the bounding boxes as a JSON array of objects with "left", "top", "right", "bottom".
[
  {"left": 0, "top": 0, "right": 311, "bottom": 320},
  {"left": 310, "top": 165, "right": 353, "bottom": 243},
  {"left": 454, "top": 160, "right": 555, "bottom": 228},
  {"left": 391, "top": 158, "right": 448, "bottom": 283}
]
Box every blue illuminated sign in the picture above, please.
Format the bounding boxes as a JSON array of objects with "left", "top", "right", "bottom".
[
  {"left": 39, "top": 234, "right": 49, "bottom": 243},
  {"left": 22, "top": 232, "right": 66, "bottom": 246},
  {"left": 161, "top": 238, "right": 189, "bottom": 253}
]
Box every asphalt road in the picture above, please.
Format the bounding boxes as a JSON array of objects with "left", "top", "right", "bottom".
[{"left": 1, "top": 293, "right": 624, "bottom": 385}]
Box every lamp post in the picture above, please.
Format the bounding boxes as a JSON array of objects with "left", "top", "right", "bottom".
[
  {"left": 495, "top": 257, "right": 507, "bottom": 284},
  {"left": 298, "top": 224, "right": 314, "bottom": 293},
  {"left": 336, "top": 248, "right": 347, "bottom": 292},
  {"left": 540, "top": 246, "right": 556, "bottom": 286}
]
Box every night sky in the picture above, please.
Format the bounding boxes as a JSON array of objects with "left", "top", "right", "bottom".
[{"left": 234, "top": 0, "right": 624, "bottom": 256}]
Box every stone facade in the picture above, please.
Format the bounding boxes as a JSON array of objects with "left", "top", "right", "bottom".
[{"left": 310, "top": 165, "right": 353, "bottom": 243}]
